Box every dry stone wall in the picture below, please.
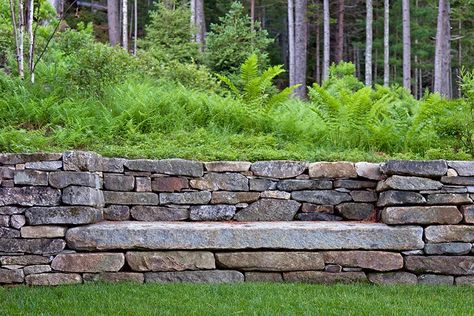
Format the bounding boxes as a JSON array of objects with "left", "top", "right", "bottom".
[{"left": 0, "top": 151, "right": 473, "bottom": 286}]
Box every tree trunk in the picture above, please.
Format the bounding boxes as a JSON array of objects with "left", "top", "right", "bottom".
[
  {"left": 365, "top": 0, "right": 373, "bottom": 86},
  {"left": 383, "top": 0, "right": 389, "bottom": 86},
  {"left": 133, "top": 0, "right": 137, "bottom": 56},
  {"left": 250, "top": 0, "right": 255, "bottom": 26},
  {"left": 294, "top": 0, "right": 307, "bottom": 98},
  {"left": 122, "top": 0, "right": 128, "bottom": 50},
  {"left": 107, "top": 0, "right": 120, "bottom": 46},
  {"left": 322, "top": 0, "right": 329, "bottom": 81},
  {"left": 47, "top": 0, "right": 62, "bottom": 16},
  {"left": 402, "top": 0, "right": 411, "bottom": 91},
  {"left": 9, "top": 0, "right": 21, "bottom": 77},
  {"left": 315, "top": 22, "right": 321, "bottom": 84},
  {"left": 335, "top": 0, "right": 344, "bottom": 63},
  {"left": 27, "top": 0, "right": 34, "bottom": 82},
  {"left": 18, "top": 0, "right": 25, "bottom": 79},
  {"left": 288, "top": 0, "right": 295, "bottom": 87},
  {"left": 195, "top": 0, "right": 205, "bottom": 51},
  {"left": 434, "top": 0, "right": 451, "bottom": 97}
]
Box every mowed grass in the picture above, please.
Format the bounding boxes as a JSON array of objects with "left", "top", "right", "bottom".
[{"left": 1, "top": 283, "right": 473, "bottom": 315}]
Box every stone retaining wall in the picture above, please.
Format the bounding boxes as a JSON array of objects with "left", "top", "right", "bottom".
[{"left": 0, "top": 151, "right": 473, "bottom": 285}]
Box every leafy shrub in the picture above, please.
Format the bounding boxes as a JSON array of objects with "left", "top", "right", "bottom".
[
  {"left": 217, "top": 54, "right": 297, "bottom": 110},
  {"left": 205, "top": 2, "right": 273, "bottom": 75}
]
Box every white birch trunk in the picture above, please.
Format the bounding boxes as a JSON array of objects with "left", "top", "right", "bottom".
[
  {"left": 294, "top": 0, "right": 307, "bottom": 98},
  {"left": 402, "top": 0, "right": 411, "bottom": 91},
  {"left": 27, "top": 0, "right": 34, "bottom": 83},
  {"left": 383, "top": 0, "right": 389, "bottom": 86},
  {"left": 288, "top": 0, "right": 295, "bottom": 87},
  {"left": 434, "top": 0, "right": 451, "bottom": 97},
  {"left": 365, "top": 0, "right": 373, "bottom": 86},
  {"left": 122, "top": 0, "right": 128, "bottom": 50},
  {"left": 18, "top": 0, "right": 25, "bottom": 79},
  {"left": 322, "top": 0, "right": 330, "bottom": 81}
]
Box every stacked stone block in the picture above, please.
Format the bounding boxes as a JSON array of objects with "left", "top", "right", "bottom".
[{"left": 0, "top": 151, "right": 473, "bottom": 286}]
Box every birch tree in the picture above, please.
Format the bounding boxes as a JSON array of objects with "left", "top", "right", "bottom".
[
  {"left": 294, "top": 0, "right": 307, "bottom": 98},
  {"left": 402, "top": 0, "right": 411, "bottom": 91},
  {"left": 322, "top": 0, "right": 329, "bottom": 81},
  {"left": 288, "top": 0, "right": 295, "bottom": 87},
  {"left": 9, "top": 0, "right": 25, "bottom": 79},
  {"left": 434, "top": 0, "right": 451, "bottom": 97},
  {"left": 335, "top": 0, "right": 344, "bottom": 63},
  {"left": 107, "top": 0, "right": 120, "bottom": 46},
  {"left": 122, "top": 0, "right": 128, "bottom": 50},
  {"left": 27, "top": 0, "right": 34, "bottom": 82},
  {"left": 365, "top": 0, "right": 373, "bottom": 86},
  {"left": 191, "top": 0, "right": 205, "bottom": 51},
  {"left": 383, "top": 0, "right": 389, "bottom": 86}
]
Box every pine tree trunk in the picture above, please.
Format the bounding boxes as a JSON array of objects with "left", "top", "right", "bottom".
[
  {"left": 288, "top": 0, "right": 295, "bottom": 87},
  {"left": 335, "top": 0, "right": 344, "bottom": 63},
  {"left": 402, "top": 0, "right": 411, "bottom": 91},
  {"left": 294, "top": 0, "right": 308, "bottom": 98},
  {"left": 250, "top": 0, "right": 255, "bottom": 26},
  {"left": 107, "top": 0, "right": 120, "bottom": 46},
  {"left": 133, "top": 0, "right": 137, "bottom": 55},
  {"left": 322, "top": 0, "right": 330, "bottom": 81},
  {"left": 195, "top": 0, "right": 205, "bottom": 51},
  {"left": 315, "top": 22, "right": 321, "bottom": 84},
  {"left": 383, "top": 0, "right": 389, "bottom": 86},
  {"left": 434, "top": 0, "right": 451, "bottom": 97},
  {"left": 365, "top": 0, "right": 373, "bottom": 86},
  {"left": 122, "top": 0, "right": 128, "bottom": 50}
]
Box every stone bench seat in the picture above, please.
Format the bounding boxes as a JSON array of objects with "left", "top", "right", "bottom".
[{"left": 66, "top": 221, "right": 424, "bottom": 251}]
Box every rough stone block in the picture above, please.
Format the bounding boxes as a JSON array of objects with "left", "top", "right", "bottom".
[
  {"left": 0, "top": 166, "right": 14, "bottom": 179},
  {"left": 0, "top": 215, "right": 8, "bottom": 227},
  {"left": 14, "top": 170, "right": 48, "bottom": 186},
  {"left": 349, "top": 190, "right": 378, "bottom": 203},
  {"left": 136, "top": 177, "right": 152, "bottom": 192},
  {"left": 104, "top": 191, "right": 158, "bottom": 205},
  {"left": 276, "top": 180, "right": 332, "bottom": 191},
  {"left": 295, "top": 213, "right": 343, "bottom": 221},
  {"left": 204, "top": 161, "right": 251, "bottom": 172},
  {"left": 145, "top": 270, "right": 244, "bottom": 283},
  {"left": 425, "top": 225, "right": 474, "bottom": 243},
  {"left": 0, "top": 255, "right": 51, "bottom": 265},
  {"left": 382, "top": 160, "right": 447, "bottom": 177},
  {"left": 25, "top": 273, "right": 82, "bottom": 285},
  {"left": 440, "top": 176, "right": 474, "bottom": 185},
  {"left": 383, "top": 176, "right": 443, "bottom": 191},
  {"left": 336, "top": 203, "right": 374, "bottom": 220},
  {"left": 104, "top": 174, "right": 135, "bottom": 191},
  {"left": 104, "top": 205, "right": 130, "bottom": 221},
  {"left": 0, "top": 153, "right": 62, "bottom": 165},
  {"left": 249, "top": 179, "right": 277, "bottom": 191},
  {"left": 0, "top": 268, "right": 24, "bottom": 283},
  {"left": 215, "top": 252, "right": 324, "bottom": 271},
  {"left": 355, "top": 162, "right": 383, "bottom": 180},
  {"left": 63, "top": 151, "right": 102, "bottom": 171},
  {"left": 49, "top": 171, "right": 100, "bottom": 189},
  {"left": 62, "top": 186, "right": 104, "bottom": 207},
  {"left": 26, "top": 206, "right": 102, "bottom": 225},
  {"left": 101, "top": 157, "right": 126, "bottom": 173},
  {"left": 126, "top": 251, "right": 215, "bottom": 272},
  {"left": 159, "top": 191, "right": 211, "bottom": 205},
  {"left": 381, "top": 206, "right": 462, "bottom": 224},
  {"left": 66, "top": 222, "right": 424, "bottom": 251},
  {"left": 455, "top": 276, "right": 474, "bottom": 285},
  {"left": 334, "top": 180, "right": 376, "bottom": 189},
  {"left": 0, "top": 187, "right": 61, "bottom": 206},
  {"left": 83, "top": 272, "right": 144, "bottom": 283},
  {"left": 0, "top": 239, "right": 65, "bottom": 255},
  {"left": 426, "top": 193, "right": 472, "bottom": 205},
  {"left": 52, "top": 253, "right": 125, "bottom": 272},
  {"left": 25, "top": 161, "right": 63, "bottom": 171},
  {"left": 131, "top": 206, "right": 188, "bottom": 221},
  {"left": 424, "top": 242, "right": 472, "bottom": 255},
  {"left": 260, "top": 191, "right": 291, "bottom": 199},
  {"left": 190, "top": 205, "right": 236, "bottom": 221},
  {"left": 245, "top": 272, "right": 283, "bottom": 282},
  {"left": 377, "top": 191, "right": 426, "bottom": 207},
  {"left": 461, "top": 205, "right": 474, "bottom": 223},
  {"left": 325, "top": 264, "right": 343, "bottom": 273},
  {"left": 0, "top": 227, "right": 20, "bottom": 238},
  {"left": 309, "top": 162, "right": 357, "bottom": 179},
  {"left": 23, "top": 265, "right": 52, "bottom": 275},
  {"left": 190, "top": 173, "right": 248, "bottom": 191},
  {"left": 322, "top": 251, "right": 403, "bottom": 271},
  {"left": 406, "top": 256, "right": 474, "bottom": 275},
  {"left": 21, "top": 226, "right": 67, "bottom": 238},
  {"left": 234, "top": 199, "right": 300, "bottom": 221},
  {"left": 448, "top": 161, "right": 474, "bottom": 176},
  {"left": 418, "top": 274, "right": 454, "bottom": 285},
  {"left": 301, "top": 204, "right": 334, "bottom": 213},
  {"left": 284, "top": 271, "right": 367, "bottom": 284},
  {"left": 10, "top": 214, "right": 26, "bottom": 229},
  {"left": 211, "top": 192, "right": 260, "bottom": 204},
  {"left": 125, "top": 159, "right": 204, "bottom": 177},
  {"left": 291, "top": 190, "right": 352, "bottom": 205},
  {"left": 151, "top": 177, "right": 189, "bottom": 192},
  {"left": 251, "top": 161, "right": 307, "bottom": 179},
  {"left": 367, "top": 272, "right": 417, "bottom": 285}
]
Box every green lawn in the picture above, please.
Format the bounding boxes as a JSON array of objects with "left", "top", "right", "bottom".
[{"left": 1, "top": 283, "right": 473, "bottom": 315}]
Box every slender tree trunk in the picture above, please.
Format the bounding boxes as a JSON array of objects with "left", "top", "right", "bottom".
[
  {"left": 315, "top": 22, "right": 321, "bottom": 84},
  {"left": 18, "top": 0, "right": 25, "bottom": 79},
  {"left": 288, "top": 0, "right": 295, "bottom": 87},
  {"left": 365, "top": 0, "right": 373, "bottom": 86},
  {"left": 122, "top": 0, "right": 128, "bottom": 50},
  {"left": 9, "top": 0, "right": 21, "bottom": 76},
  {"left": 250, "top": 0, "right": 255, "bottom": 26},
  {"left": 107, "top": 0, "right": 120, "bottom": 46},
  {"left": 294, "top": 0, "right": 308, "bottom": 98},
  {"left": 402, "top": 0, "right": 411, "bottom": 91},
  {"left": 322, "top": 0, "right": 330, "bottom": 81},
  {"left": 133, "top": 0, "right": 137, "bottom": 55},
  {"left": 195, "top": 0, "right": 205, "bottom": 51},
  {"left": 335, "top": 0, "right": 344, "bottom": 63},
  {"left": 27, "top": 0, "right": 34, "bottom": 82},
  {"left": 383, "top": 0, "right": 389, "bottom": 86},
  {"left": 434, "top": 0, "right": 451, "bottom": 97}
]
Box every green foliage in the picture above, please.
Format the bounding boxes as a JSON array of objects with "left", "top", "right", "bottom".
[
  {"left": 0, "top": 0, "right": 12, "bottom": 68},
  {"left": 205, "top": 2, "right": 273, "bottom": 75},
  {"left": 141, "top": 3, "right": 200, "bottom": 63},
  {"left": 217, "top": 54, "right": 297, "bottom": 110},
  {"left": 323, "top": 62, "right": 365, "bottom": 94}
]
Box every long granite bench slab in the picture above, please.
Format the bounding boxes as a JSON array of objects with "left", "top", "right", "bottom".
[{"left": 66, "top": 221, "right": 424, "bottom": 251}]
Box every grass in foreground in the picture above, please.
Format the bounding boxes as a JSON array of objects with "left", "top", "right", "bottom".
[{"left": 1, "top": 283, "right": 473, "bottom": 315}]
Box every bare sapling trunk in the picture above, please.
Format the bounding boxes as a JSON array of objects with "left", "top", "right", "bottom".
[
  {"left": 383, "top": 0, "right": 389, "bottom": 86},
  {"left": 402, "top": 0, "right": 411, "bottom": 92},
  {"left": 294, "top": 0, "right": 308, "bottom": 98},
  {"left": 107, "top": 0, "right": 120, "bottom": 46},
  {"left": 335, "top": 0, "right": 344, "bottom": 63},
  {"left": 27, "top": 0, "right": 35, "bottom": 83},
  {"left": 133, "top": 0, "right": 137, "bottom": 55},
  {"left": 18, "top": 0, "right": 25, "bottom": 79},
  {"left": 288, "top": 0, "right": 295, "bottom": 87},
  {"left": 365, "top": 0, "right": 373, "bottom": 86},
  {"left": 122, "top": 0, "right": 128, "bottom": 50},
  {"left": 322, "top": 0, "right": 329, "bottom": 81}
]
